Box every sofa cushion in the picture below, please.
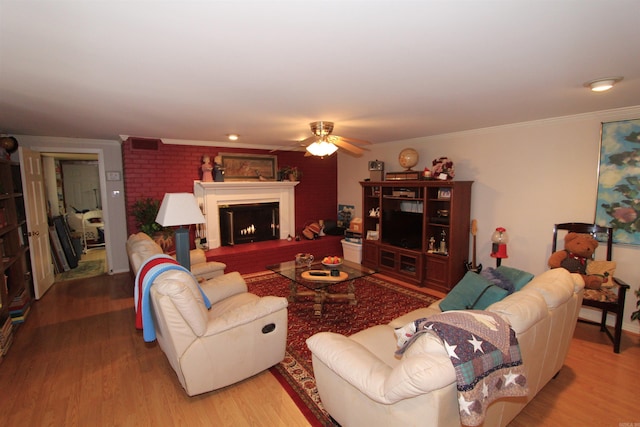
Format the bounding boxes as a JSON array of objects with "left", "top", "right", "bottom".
[
  {"left": 487, "top": 290, "right": 548, "bottom": 334},
  {"left": 131, "top": 239, "right": 163, "bottom": 258},
  {"left": 496, "top": 265, "right": 535, "bottom": 291},
  {"left": 440, "top": 271, "right": 508, "bottom": 311},
  {"left": 586, "top": 260, "right": 616, "bottom": 288},
  {"left": 154, "top": 274, "right": 209, "bottom": 336},
  {"left": 126, "top": 232, "right": 154, "bottom": 250},
  {"left": 190, "top": 248, "right": 207, "bottom": 265},
  {"left": 388, "top": 306, "right": 441, "bottom": 329},
  {"left": 129, "top": 240, "right": 164, "bottom": 273},
  {"left": 521, "top": 268, "right": 575, "bottom": 309}
]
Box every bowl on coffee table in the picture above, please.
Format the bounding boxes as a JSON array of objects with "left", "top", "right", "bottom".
[{"left": 321, "top": 256, "right": 343, "bottom": 268}]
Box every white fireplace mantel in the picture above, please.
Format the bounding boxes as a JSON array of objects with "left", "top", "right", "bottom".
[{"left": 193, "top": 180, "right": 299, "bottom": 249}]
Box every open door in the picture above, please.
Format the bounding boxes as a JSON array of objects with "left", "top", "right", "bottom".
[{"left": 19, "top": 147, "right": 55, "bottom": 299}]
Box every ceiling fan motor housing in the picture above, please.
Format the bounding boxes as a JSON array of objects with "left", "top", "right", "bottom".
[{"left": 310, "top": 121, "right": 334, "bottom": 137}]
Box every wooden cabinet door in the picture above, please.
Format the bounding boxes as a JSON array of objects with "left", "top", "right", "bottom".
[
  {"left": 362, "top": 242, "right": 378, "bottom": 267},
  {"left": 425, "top": 255, "right": 449, "bottom": 292},
  {"left": 397, "top": 249, "right": 422, "bottom": 281}
]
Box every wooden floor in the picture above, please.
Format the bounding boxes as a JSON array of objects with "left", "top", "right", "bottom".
[
  {"left": 0, "top": 272, "right": 638, "bottom": 426},
  {"left": 53, "top": 247, "right": 107, "bottom": 282}
]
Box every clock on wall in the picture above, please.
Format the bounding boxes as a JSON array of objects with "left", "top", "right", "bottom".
[{"left": 398, "top": 148, "right": 419, "bottom": 171}]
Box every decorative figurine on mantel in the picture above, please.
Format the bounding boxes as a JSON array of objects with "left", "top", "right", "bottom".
[
  {"left": 214, "top": 155, "right": 225, "bottom": 182},
  {"left": 201, "top": 155, "right": 214, "bottom": 182}
]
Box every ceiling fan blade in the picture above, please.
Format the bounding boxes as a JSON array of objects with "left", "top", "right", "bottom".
[
  {"left": 300, "top": 136, "right": 318, "bottom": 146},
  {"left": 330, "top": 137, "right": 368, "bottom": 156},
  {"left": 336, "top": 135, "right": 372, "bottom": 145}
]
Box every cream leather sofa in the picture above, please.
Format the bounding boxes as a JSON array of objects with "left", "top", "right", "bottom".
[
  {"left": 306, "top": 268, "right": 584, "bottom": 427},
  {"left": 126, "top": 232, "right": 226, "bottom": 280}
]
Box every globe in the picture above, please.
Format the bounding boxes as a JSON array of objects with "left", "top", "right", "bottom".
[
  {"left": 0, "top": 136, "right": 19, "bottom": 154},
  {"left": 398, "top": 148, "right": 419, "bottom": 170}
]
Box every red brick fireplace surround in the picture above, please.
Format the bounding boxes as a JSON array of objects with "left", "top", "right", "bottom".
[{"left": 122, "top": 139, "right": 341, "bottom": 274}]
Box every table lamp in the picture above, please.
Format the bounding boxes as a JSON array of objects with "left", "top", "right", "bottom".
[{"left": 155, "top": 193, "right": 205, "bottom": 270}]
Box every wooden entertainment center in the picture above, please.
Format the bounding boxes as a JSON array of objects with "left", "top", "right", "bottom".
[{"left": 361, "top": 180, "right": 473, "bottom": 293}]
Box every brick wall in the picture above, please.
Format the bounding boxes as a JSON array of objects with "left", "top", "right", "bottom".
[{"left": 122, "top": 140, "right": 338, "bottom": 239}]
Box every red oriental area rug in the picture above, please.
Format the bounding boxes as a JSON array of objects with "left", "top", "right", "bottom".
[{"left": 245, "top": 272, "right": 439, "bottom": 427}]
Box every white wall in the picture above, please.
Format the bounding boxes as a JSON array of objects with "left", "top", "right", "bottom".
[
  {"left": 338, "top": 105, "right": 640, "bottom": 334},
  {"left": 61, "top": 162, "right": 101, "bottom": 212},
  {"left": 13, "top": 136, "right": 129, "bottom": 275},
  {"left": 41, "top": 157, "right": 60, "bottom": 217}
]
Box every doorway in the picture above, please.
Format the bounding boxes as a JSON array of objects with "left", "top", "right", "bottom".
[{"left": 40, "top": 153, "right": 108, "bottom": 279}]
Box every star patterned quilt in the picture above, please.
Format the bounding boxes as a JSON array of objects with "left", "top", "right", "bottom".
[{"left": 395, "top": 310, "right": 529, "bottom": 426}]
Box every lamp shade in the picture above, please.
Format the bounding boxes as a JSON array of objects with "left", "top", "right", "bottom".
[
  {"left": 306, "top": 140, "right": 338, "bottom": 157},
  {"left": 155, "top": 193, "right": 205, "bottom": 227}
]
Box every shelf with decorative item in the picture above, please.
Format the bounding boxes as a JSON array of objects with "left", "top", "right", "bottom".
[{"left": 278, "top": 166, "right": 302, "bottom": 182}]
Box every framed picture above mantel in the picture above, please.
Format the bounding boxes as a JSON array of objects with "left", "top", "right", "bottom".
[
  {"left": 595, "top": 118, "right": 640, "bottom": 245},
  {"left": 219, "top": 153, "right": 277, "bottom": 181}
]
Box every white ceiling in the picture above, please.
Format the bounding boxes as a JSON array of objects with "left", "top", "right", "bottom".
[{"left": 1, "top": 1, "right": 639, "bottom": 151}]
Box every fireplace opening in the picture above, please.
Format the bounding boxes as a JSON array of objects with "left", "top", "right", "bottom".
[{"left": 219, "top": 202, "right": 279, "bottom": 246}]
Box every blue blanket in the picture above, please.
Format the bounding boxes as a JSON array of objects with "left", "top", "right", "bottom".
[{"left": 135, "top": 255, "right": 211, "bottom": 342}]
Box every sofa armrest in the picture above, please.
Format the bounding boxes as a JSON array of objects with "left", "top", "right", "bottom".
[
  {"left": 200, "top": 271, "right": 248, "bottom": 304},
  {"left": 191, "top": 261, "right": 226, "bottom": 280},
  {"left": 307, "top": 331, "right": 455, "bottom": 404},
  {"left": 307, "top": 332, "right": 393, "bottom": 403},
  {"left": 203, "top": 296, "right": 288, "bottom": 336}
]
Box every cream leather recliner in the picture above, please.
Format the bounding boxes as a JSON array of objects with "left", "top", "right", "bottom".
[{"left": 149, "top": 269, "right": 288, "bottom": 396}]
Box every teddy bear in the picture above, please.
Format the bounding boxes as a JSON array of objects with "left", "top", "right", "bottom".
[{"left": 548, "top": 232, "right": 603, "bottom": 289}]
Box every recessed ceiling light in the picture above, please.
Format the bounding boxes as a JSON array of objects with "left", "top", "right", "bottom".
[
  {"left": 584, "top": 77, "right": 623, "bottom": 92},
  {"left": 227, "top": 134, "right": 239, "bottom": 141}
]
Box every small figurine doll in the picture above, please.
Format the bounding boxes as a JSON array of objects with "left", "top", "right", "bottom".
[
  {"left": 214, "top": 155, "right": 225, "bottom": 182},
  {"left": 201, "top": 155, "right": 214, "bottom": 182},
  {"left": 428, "top": 236, "right": 435, "bottom": 253}
]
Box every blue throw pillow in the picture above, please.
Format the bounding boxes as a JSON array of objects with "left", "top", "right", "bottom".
[
  {"left": 496, "top": 266, "right": 535, "bottom": 291},
  {"left": 440, "top": 271, "right": 509, "bottom": 311},
  {"left": 481, "top": 267, "right": 515, "bottom": 294}
]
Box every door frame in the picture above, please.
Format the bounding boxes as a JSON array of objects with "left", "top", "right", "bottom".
[{"left": 35, "top": 147, "right": 111, "bottom": 274}]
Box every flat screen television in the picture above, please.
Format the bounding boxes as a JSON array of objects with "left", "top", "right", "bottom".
[{"left": 381, "top": 210, "right": 423, "bottom": 249}]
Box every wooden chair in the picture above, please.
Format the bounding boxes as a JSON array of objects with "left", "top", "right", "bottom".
[{"left": 552, "top": 222, "right": 630, "bottom": 353}]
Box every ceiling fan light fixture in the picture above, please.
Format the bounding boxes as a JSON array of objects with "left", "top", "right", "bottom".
[
  {"left": 584, "top": 77, "right": 623, "bottom": 92},
  {"left": 306, "top": 140, "right": 338, "bottom": 157}
]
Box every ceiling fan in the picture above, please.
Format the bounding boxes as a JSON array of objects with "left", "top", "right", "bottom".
[{"left": 301, "top": 121, "right": 371, "bottom": 157}]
